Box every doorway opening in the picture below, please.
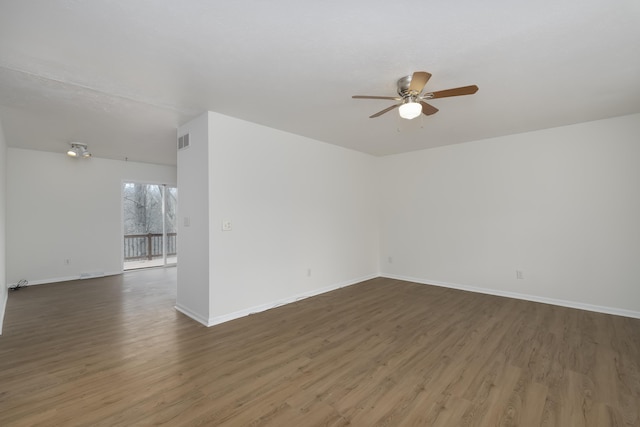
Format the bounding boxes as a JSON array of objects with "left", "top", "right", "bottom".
[{"left": 123, "top": 182, "right": 177, "bottom": 270}]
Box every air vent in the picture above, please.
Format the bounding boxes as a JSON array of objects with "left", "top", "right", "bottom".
[{"left": 178, "top": 133, "right": 190, "bottom": 150}]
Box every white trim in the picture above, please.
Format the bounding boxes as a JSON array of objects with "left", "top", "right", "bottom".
[
  {"left": 0, "top": 284, "right": 7, "bottom": 335},
  {"left": 174, "top": 304, "right": 210, "bottom": 326},
  {"left": 382, "top": 274, "right": 640, "bottom": 320},
  {"left": 6, "top": 271, "right": 122, "bottom": 288},
  {"left": 206, "top": 273, "right": 379, "bottom": 327}
]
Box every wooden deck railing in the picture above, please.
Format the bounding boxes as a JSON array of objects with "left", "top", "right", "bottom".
[{"left": 124, "top": 233, "right": 177, "bottom": 261}]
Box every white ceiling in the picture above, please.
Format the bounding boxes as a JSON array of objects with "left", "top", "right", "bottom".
[{"left": 1, "top": 0, "right": 639, "bottom": 166}]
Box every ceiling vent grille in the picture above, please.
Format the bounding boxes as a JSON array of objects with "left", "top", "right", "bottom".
[{"left": 178, "top": 133, "right": 190, "bottom": 150}]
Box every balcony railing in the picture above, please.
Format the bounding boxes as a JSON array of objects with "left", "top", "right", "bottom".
[{"left": 124, "top": 233, "right": 177, "bottom": 261}]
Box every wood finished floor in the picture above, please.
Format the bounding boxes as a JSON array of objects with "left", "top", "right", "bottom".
[{"left": 1, "top": 269, "right": 639, "bottom": 426}]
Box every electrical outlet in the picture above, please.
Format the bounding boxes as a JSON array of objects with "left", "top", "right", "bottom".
[
  {"left": 307, "top": 268, "right": 311, "bottom": 277},
  {"left": 516, "top": 270, "right": 524, "bottom": 280},
  {"left": 222, "top": 220, "right": 232, "bottom": 231},
  {"left": 388, "top": 256, "right": 393, "bottom": 264}
]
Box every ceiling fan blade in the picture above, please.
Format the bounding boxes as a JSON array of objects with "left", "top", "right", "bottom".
[
  {"left": 408, "top": 71, "right": 432, "bottom": 94},
  {"left": 369, "top": 103, "right": 399, "bottom": 118},
  {"left": 429, "top": 85, "right": 479, "bottom": 99},
  {"left": 352, "top": 95, "right": 401, "bottom": 100},
  {"left": 420, "top": 101, "right": 439, "bottom": 116}
]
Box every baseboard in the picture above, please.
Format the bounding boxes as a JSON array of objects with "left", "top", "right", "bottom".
[
  {"left": 382, "top": 274, "right": 640, "bottom": 319},
  {"left": 6, "top": 271, "right": 122, "bottom": 288},
  {"left": 206, "top": 273, "right": 379, "bottom": 327},
  {"left": 174, "top": 304, "right": 210, "bottom": 327},
  {"left": 0, "top": 284, "right": 7, "bottom": 335}
]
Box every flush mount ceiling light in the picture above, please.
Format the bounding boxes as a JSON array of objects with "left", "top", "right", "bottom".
[{"left": 67, "top": 142, "right": 91, "bottom": 158}]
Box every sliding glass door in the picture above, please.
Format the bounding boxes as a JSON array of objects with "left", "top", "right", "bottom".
[{"left": 123, "top": 182, "right": 177, "bottom": 270}]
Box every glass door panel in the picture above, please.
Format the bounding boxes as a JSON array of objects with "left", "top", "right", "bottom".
[{"left": 123, "top": 182, "right": 177, "bottom": 270}]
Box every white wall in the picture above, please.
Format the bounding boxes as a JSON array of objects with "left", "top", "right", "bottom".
[
  {"left": 206, "top": 112, "right": 379, "bottom": 324},
  {"left": 176, "top": 112, "right": 379, "bottom": 326},
  {"left": 6, "top": 148, "right": 176, "bottom": 285},
  {"left": 175, "top": 113, "right": 211, "bottom": 324},
  {"left": 6, "top": 111, "right": 637, "bottom": 328},
  {"left": 0, "top": 120, "right": 7, "bottom": 333},
  {"left": 380, "top": 114, "right": 640, "bottom": 316}
]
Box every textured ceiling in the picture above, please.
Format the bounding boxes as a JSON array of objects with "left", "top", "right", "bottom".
[{"left": 1, "top": 0, "right": 639, "bottom": 166}]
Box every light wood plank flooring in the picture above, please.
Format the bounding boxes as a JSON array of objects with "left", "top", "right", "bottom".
[{"left": 1, "top": 269, "right": 639, "bottom": 426}]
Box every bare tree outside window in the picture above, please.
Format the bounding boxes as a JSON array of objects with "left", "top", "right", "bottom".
[{"left": 123, "top": 183, "right": 177, "bottom": 268}]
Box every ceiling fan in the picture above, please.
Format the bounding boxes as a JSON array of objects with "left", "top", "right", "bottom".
[{"left": 352, "top": 71, "right": 478, "bottom": 120}]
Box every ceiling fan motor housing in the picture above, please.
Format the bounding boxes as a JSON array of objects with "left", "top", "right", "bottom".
[{"left": 396, "top": 75, "right": 414, "bottom": 97}]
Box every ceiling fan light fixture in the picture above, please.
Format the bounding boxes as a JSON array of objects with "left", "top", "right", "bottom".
[{"left": 398, "top": 101, "right": 422, "bottom": 120}]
